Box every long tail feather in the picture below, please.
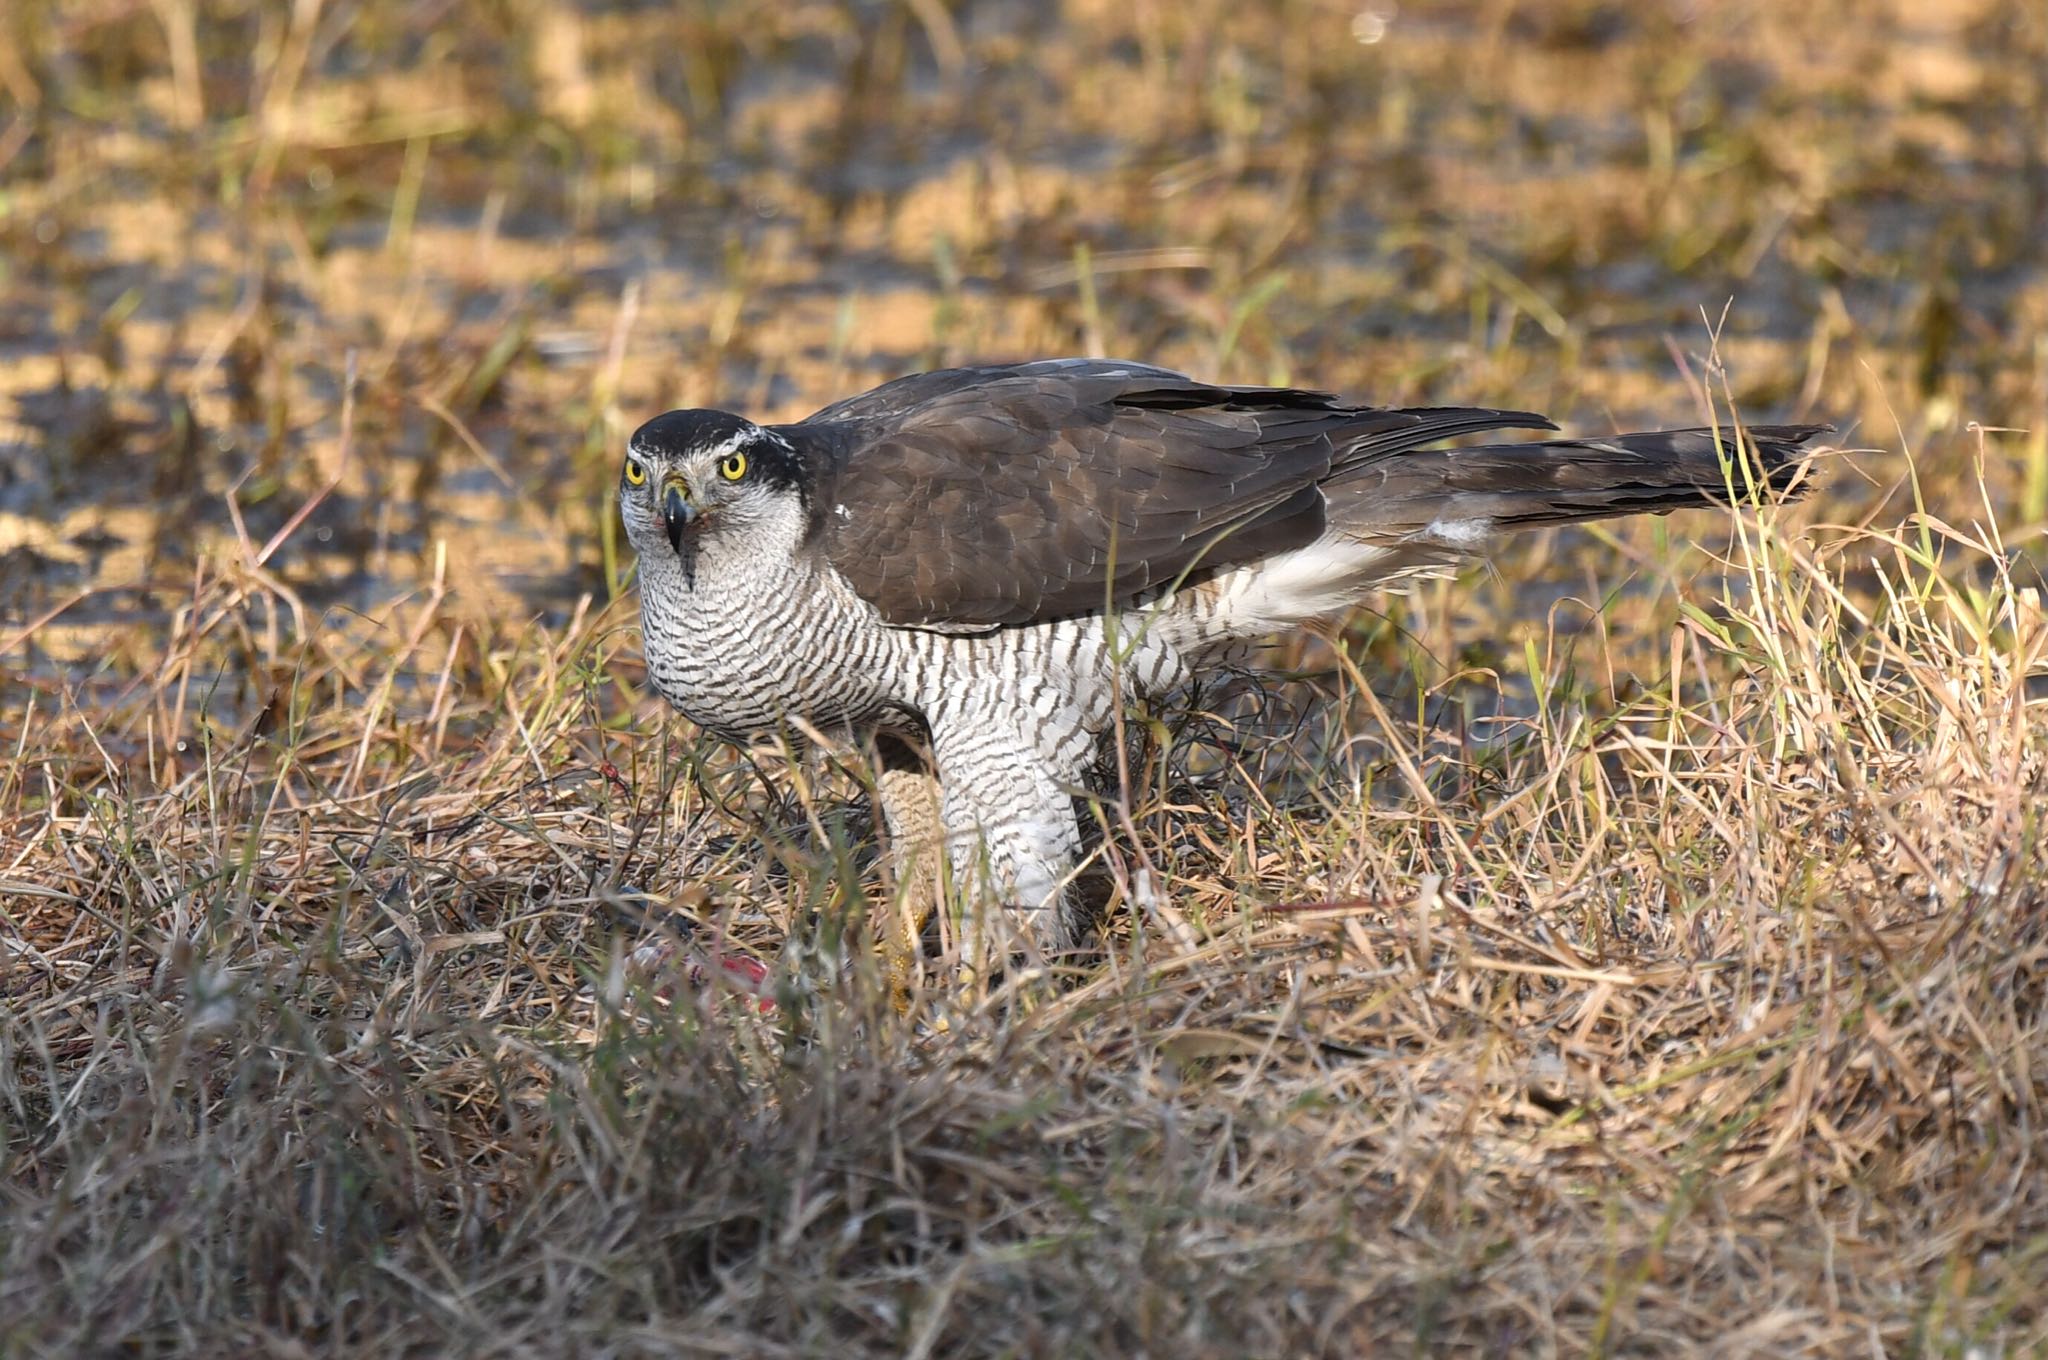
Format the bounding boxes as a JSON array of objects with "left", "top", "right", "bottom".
[
  {"left": 1324, "top": 422, "right": 1828, "bottom": 543},
  {"left": 1171, "top": 422, "right": 1829, "bottom": 648}
]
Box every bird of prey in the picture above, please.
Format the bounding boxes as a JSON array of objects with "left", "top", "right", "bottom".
[{"left": 619, "top": 359, "right": 1820, "bottom": 961}]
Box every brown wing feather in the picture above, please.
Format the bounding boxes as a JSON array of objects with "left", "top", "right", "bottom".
[{"left": 793, "top": 361, "right": 1553, "bottom": 628}]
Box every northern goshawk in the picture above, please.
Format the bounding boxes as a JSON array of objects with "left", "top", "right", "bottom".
[{"left": 620, "top": 359, "right": 1819, "bottom": 959}]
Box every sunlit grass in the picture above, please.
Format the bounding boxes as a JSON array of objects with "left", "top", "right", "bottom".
[{"left": 4, "top": 0, "right": 2047, "bottom": 1354}]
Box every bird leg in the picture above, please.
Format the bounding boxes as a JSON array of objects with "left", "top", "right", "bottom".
[
  {"left": 872, "top": 733, "right": 942, "bottom": 1004},
  {"left": 927, "top": 717, "right": 1087, "bottom": 974}
]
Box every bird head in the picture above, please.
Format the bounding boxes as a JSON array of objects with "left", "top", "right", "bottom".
[{"left": 620, "top": 410, "right": 806, "bottom": 586}]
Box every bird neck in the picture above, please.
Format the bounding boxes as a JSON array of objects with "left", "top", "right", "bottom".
[{"left": 637, "top": 496, "right": 818, "bottom": 605}]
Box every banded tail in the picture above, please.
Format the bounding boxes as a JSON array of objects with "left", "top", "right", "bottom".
[{"left": 1187, "top": 421, "right": 1828, "bottom": 641}]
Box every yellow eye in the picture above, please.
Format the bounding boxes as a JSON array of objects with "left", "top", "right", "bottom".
[
  {"left": 624, "top": 458, "right": 647, "bottom": 486},
  {"left": 719, "top": 451, "right": 748, "bottom": 482}
]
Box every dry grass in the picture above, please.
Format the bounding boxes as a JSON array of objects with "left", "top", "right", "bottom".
[{"left": 4, "top": 0, "right": 2047, "bottom": 1354}]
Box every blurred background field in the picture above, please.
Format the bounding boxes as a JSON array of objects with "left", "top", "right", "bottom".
[{"left": 3, "top": 1, "right": 2046, "bottom": 1355}]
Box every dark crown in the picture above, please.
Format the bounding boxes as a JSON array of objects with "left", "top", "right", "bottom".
[{"left": 630, "top": 408, "right": 759, "bottom": 461}]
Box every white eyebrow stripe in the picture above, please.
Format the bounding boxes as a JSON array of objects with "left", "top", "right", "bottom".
[
  {"left": 703, "top": 425, "right": 793, "bottom": 461},
  {"left": 697, "top": 430, "right": 752, "bottom": 461}
]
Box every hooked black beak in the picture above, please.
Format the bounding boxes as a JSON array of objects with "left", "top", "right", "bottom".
[
  {"left": 661, "top": 478, "right": 699, "bottom": 587},
  {"left": 661, "top": 480, "right": 695, "bottom": 555}
]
